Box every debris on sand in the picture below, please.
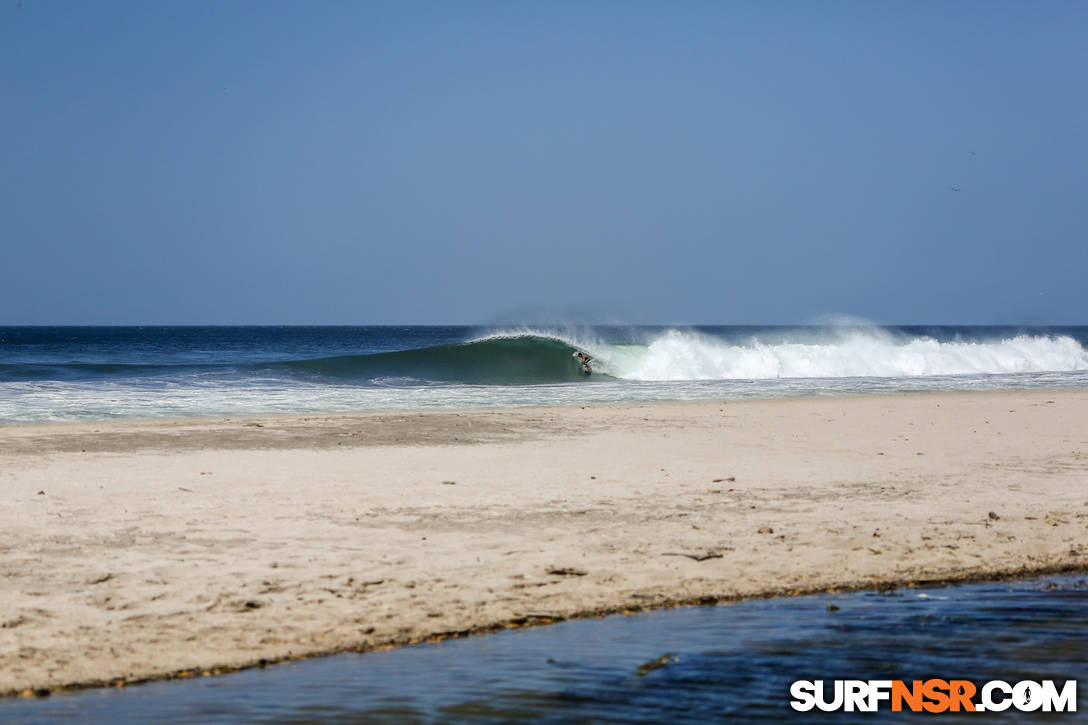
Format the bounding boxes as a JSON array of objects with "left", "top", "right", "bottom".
[{"left": 662, "top": 552, "right": 723, "bottom": 562}]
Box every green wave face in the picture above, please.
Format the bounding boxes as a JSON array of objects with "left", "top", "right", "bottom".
[{"left": 279, "top": 335, "right": 601, "bottom": 385}]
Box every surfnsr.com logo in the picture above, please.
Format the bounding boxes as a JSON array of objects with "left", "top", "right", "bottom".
[{"left": 790, "top": 679, "right": 1077, "bottom": 713}]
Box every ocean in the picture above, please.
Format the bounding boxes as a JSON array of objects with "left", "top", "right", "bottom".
[{"left": 1, "top": 325, "right": 1087, "bottom": 423}]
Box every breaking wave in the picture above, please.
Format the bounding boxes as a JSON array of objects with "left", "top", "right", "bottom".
[
  {"left": 277, "top": 328, "right": 1088, "bottom": 384},
  {"left": 275, "top": 335, "right": 594, "bottom": 384}
]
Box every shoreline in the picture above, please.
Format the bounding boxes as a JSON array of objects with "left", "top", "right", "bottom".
[
  {"left": 10, "top": 564, "right": 1088, "bottom": 700},
  {"left": 7, "top": 379, "right": 1088, "bottom": 431},
  {"left": 1, "top": 386, "right": 1079, "bottom": 448},
  {"left": 3, "top": 390, "right": 1087, "bottom": 696}
]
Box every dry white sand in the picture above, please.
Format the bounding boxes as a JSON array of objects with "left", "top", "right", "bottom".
[{"left": 2, "top": 390, "right": 1087, "bottom": 696}]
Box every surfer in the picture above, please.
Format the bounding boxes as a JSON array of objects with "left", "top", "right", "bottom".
[{"left": 574, "top": 352, "right": 592, "bottom": 374}]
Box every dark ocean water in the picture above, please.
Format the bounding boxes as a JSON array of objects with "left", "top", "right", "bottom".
[
  {"left": 3, "top": 575, "right": 1085, "bottom": 724},
  {"left": 2, "top": 325, "right": 1087, "bottom": 422}
]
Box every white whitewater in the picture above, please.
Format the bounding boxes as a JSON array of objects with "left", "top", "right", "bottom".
[{"left": 579, "top": 329, "right": 1088, "bottom": 381}]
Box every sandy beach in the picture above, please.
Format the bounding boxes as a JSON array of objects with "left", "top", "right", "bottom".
[{"left": 2, "top": 390, "right": 1086, "bottom": 696}]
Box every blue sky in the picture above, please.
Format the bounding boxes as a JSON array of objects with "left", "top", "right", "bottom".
[{"left": 2, "top": 0, "right": 1086, "bottom": 325}]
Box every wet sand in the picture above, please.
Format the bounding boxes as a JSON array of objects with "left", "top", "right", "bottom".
[{"left": 2, "top": 390, "right": 1087, "bottom": 696}]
